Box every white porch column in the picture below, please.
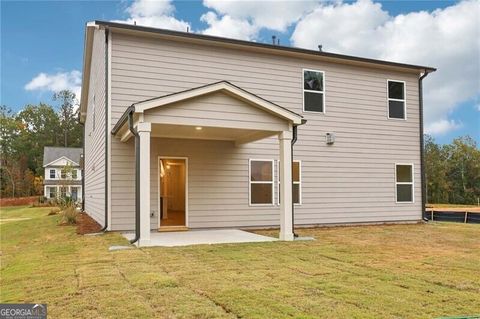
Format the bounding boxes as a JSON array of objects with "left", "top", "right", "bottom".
[
  {"left": 279, "top": 130, "right": 294, "bottom": 241},
  {"left": 137, "top": 122, "right": 151, "bottom": 247}
]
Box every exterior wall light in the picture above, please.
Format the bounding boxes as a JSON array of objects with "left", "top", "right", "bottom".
[{"left": 326, "top": 132, "right": 335, "bottom": 145}]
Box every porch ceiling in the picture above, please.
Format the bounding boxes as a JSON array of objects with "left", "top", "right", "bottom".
[{"left": 150, "top": 123, "right": 277, "bottom": 144}]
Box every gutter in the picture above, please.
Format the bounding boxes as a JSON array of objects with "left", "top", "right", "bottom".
[
  {"left": 111, "top": 105, "right": 135, "bottom": 135},
  {"left": 100, "top": 28, "right": 110, "bottom": 232},
  {"left": 80, "top": 121, "right": 85, "bottom": 212},
  {"left": 127, "top": 110, "right": 140, "bottom": 244},
  {"left": 291, "top": 119, "right": 307, "bottom": 237},
  {"left": 419, "top": 69, "right": 432, "bottom": 222}
]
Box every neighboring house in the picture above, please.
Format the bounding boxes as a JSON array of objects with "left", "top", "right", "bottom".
[
  {"left": 43, "top": 147, "right": 83, "bottom": 202},
  {"left": 79, "top": 21, "right": 435, "bottom": 246}
]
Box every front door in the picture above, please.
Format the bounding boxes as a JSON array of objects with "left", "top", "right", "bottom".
[{"left": 159, "top": 158, "right": 187, "bottom": 228}]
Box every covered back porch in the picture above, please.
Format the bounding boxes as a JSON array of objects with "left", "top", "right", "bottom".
[{"left": 111, "top": 81, "right": 304, "bottom": 246}]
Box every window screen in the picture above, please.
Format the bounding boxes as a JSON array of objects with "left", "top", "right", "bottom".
[
  {"left": 388, "top": 81, "right": 406, "bottom": 119},
  {"left": 304, "top": 70, "right": 325, "bottom": 113},
  {"left": 250, "top": 160, "right": 273, "bottom": 205},
  {"left": 396, "top": 164, "right": 413, "bottom": 202}
]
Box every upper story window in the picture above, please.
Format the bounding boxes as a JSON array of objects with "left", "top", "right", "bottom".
[
  {"left": 61, "top": 169, "right": 67, "bottom": 179},
  {"left": 72, "top": 169, "right": 78, "bottom": 180},
  {"left": 395, "top": 164, "right": 414, "bottom": 203},
  {"left": 388, "top": 80, "right": 406, "bottom": 119},
  {"left": 303, "top": 69, "right": 325, "bottom": 113},
  {"left": 249, "top": 160, "right": 274, "bottom": 205},
  {"left": 49, "top": 169, "right": 55, "bottom": 179}
]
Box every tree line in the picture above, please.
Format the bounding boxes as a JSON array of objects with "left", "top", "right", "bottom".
[
  {"left": 0, "top": 90, "right": 82, "bottom": 198},
  {"left": 425, "top": 135, "right": 480, "bottom": 205}
]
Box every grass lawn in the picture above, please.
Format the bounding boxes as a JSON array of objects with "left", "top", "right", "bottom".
[{"left": 1, "top": 206, "right": 479, "bottom": 318}]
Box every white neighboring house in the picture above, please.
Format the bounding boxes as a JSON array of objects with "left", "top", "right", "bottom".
[{"left": 43, "top": 147, "right": 83, "bottom": 202}]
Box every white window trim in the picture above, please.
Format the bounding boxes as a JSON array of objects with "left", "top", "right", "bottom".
[
  {"left": 49, "top": 169, "right": 56, "bottom": 179},
  {"left": 387, "top": 79, "right": 407, "bottom": 120},
  {"left": 395, "top": 163, "right": 414, "bottom": 203},
  {"left": 302, "top": 68, "right": 326, "bottom": 114},
  {"left": 47, "top": 186, "right": 57, "bottom": 198},
  {"left": 249, "top": 159, "right": 275, "bottom": 206},
  {"left": 277, "top": 160, "right": 302, "bottom": 206}
]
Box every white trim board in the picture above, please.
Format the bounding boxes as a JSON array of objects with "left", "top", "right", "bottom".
[
  {"left": 248, "top": 159, "right": 275, "bottom": 206},
  {"left": 394, "top": 163, "right": 415, "bottom": 204},
  {"left": 302, "top": 68, "right": 326, "bottom": 114},
  {"left": 387, "top": 79, "right": 407, "bottom": 120}
]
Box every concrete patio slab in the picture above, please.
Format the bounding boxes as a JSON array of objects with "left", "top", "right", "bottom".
[{"left": 122, "top": 229, "right": 278, "bottom": 247}]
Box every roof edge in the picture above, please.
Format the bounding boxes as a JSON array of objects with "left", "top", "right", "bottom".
[
  {"left": 94, "top": 20, "right": 436, "bottom": 73},
  {"left": 79, "top": 22, "right": 98, "bottom": 124}
]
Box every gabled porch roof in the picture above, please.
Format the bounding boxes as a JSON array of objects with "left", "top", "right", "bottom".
[{"left": 111, "top": 81, "right": 304, "bottom": 144}]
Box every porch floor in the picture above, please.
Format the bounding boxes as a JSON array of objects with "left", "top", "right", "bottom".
[{"left": 122, "top": 229, "right": 278, "bottom": 247}]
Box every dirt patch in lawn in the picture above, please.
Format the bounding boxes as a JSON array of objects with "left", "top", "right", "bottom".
[{"left": 76, "top": 212, "right": 102, "bottom": 234}]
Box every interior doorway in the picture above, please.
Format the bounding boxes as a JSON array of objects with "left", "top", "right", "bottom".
[{"left": 158, "top": 157, "right": 187, "bottom": 229}]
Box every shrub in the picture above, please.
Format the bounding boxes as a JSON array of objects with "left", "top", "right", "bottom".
[
  {"left": 32, "top": 197, "right": 54, "bottom": 207},
  {"left": 48, "top": 207, "right": 61, "bottom": 216},
  {"left": 60, "top": 204, "right": 78, "bottom": 225}
]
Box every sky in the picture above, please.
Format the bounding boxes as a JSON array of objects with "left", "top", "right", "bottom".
[{"left": 1, "top": 0, "right": 479, "bottom": 145}]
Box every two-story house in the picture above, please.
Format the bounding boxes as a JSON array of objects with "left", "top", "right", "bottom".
[
  {"left": 79, "top": 21, "right": 435, "bottom": 246},
  {"left": 43, "top": 147, "right": 83, "bottom": 202}
]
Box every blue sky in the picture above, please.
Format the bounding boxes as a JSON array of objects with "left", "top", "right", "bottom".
[{"left": 1, "top": 0, "right": 479, "bottom": 144}]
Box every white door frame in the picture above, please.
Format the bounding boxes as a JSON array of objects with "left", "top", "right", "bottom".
[{"left": 157, "top": 156, "right": 189, "bottom": 229}]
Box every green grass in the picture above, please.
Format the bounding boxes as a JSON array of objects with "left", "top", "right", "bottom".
[{"left": 1, "top": 206, "right": 479, "bottom": 318}]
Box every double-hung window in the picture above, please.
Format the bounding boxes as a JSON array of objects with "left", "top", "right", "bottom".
[
  {"left": 278, "top": 161, "right": 301, "bottom": 205},
  {"left": 303, "top": 69, "right": 325, "bottom": 113},
  {"left": 60, "top": 187, "right": 67, "bottom": 198},
  {"left": 388, "top": 80, "right": 406, "bottom": 119},
  {"left": 72, "top": 170, "right": 78, "bottom": 180},
  {"left": 49, "top": 187, "right": 57, "bottom": 198},
  {"left": 249, "top": 160, "right": 274, "bottom": 205},
  {"left": 49, "top": 169, "right": 56, "bottom": 179},
  {"left": 61, "top": 169, "right": 67, "bottom": 179},
  {"left": 395, "top": 164, "right": 414, "bottom": 203}
]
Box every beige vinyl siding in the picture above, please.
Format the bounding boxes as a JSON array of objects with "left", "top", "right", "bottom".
[
  {"left": 84, "top": 28, "right": 106, "bottom": 225},
  {"left": 149, "top": 138, "right": 280, "bottom": 229},
  {"left": 143, "top": 91, "right": 289, "bottom": 132},
  {"left": 109, "top": 32, "right": 421, "bottom": 230}
]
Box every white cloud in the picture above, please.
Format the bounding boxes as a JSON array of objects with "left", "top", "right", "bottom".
[
  {"left": 425, "top": 119, "right": 462, "bottom": 135},
  {"left": 114, "top": 0, "right": 190, "bottom": 31},
  {"left": 291, "top": 0, "right": 480, "bottom": 136},
  {"left": 200, "top": 11, "right": 259, "bottom": 40},
  {"left": 200, "top": 0, "right": 318, "bottom": 40},
  {"left": 203, "top": 0, "right": 318, "bottom": 32},
  {"left": 25, "top": 70, "right": 82, "bottom": 99}
]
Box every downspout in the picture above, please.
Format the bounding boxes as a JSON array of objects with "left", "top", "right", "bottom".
[
  {"left": 100, "top": 28, "right": 110, "bottom": 232},
  {"left": 291, "top": 119, "right": 307, "bottom": 237},
  {"left": 419, "top": 70, "right": 430, "bottom": 221},
  {"left": 127, "top": 109, "right": 141, "bottom": 244},
  {"left": 80, "top": 121, "right": 85, "bottom": 212}
]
